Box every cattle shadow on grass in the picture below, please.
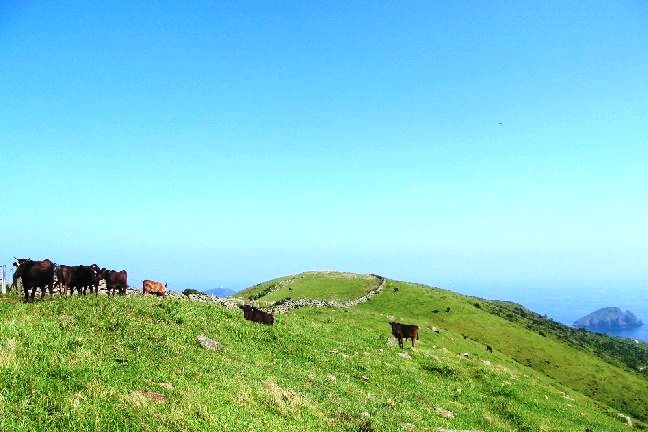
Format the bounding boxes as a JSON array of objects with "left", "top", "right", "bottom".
[{"left": 420, "top": 361, "right": 457, "bottom": 377}]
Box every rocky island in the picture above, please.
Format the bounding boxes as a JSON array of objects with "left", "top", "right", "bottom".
[{"left": 574, "top": 307, "right": 644, "bottom": 331}]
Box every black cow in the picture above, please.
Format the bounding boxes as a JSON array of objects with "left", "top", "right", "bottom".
[
  {"left": 239, "top": 304, "right": 274, "bottom": 325},
  {"left": 104, "top": 269, "right": 128, "bottom": 295},
  {"left": 13, "top": 258, "right": 56, "bottom": 302},
  {"left": 389, "top": 321, "right": 419, "bottom": 349},
  {"left": 486, "top": 345, "right": 493, "bottom": 353},
  {"left": 67, "top": 265, "right": 101, "bottom": 295}
]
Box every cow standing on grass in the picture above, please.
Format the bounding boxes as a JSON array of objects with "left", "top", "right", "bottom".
[
  {"left": 389, "top": 321, "right": 419, "bottom": 349},
  {"left": 13, "top": 258, "right": 56, "bottom": 302},
  {"left": 104, "top": 270, "right": 128, "bottom": 295},
  {"left": 56, "top": 265, "right": 74, "bottom": 296},
  {"left": 66, "top": 265, "right": 103, "bottom": 295},
  {"left": 56, "top": 264, "right": 104, "bottom": 296}
]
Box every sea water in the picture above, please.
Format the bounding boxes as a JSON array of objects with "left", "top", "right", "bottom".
[{"left": 452, "top": 282, "right": 648, "bottom": 342}]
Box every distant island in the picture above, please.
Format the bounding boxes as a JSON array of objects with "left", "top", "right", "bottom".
[{"left": 574, "top": 307, "right": 644, "bottom": 331}]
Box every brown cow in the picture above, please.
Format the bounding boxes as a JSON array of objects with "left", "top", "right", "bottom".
[
  {"left": 142, "top": 279, "right": 167, "bottom": 296},
  {"left": 239, "top": 304, "right": 274, "bottom": 325},
  {"left": 389, "top": 321, "right": 419, "bottom": 349},
  {"left": 56, "top": 265, "right": 75, "bottom": 295},
  {"left": 104, "top": 270, "right": 128, "bottom": 295}
]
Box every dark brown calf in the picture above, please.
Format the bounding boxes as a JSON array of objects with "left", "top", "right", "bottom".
[{"left": 389, "top": 321, "right": 419, "bottom": 349}]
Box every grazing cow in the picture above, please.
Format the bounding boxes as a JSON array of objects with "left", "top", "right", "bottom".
[
  {"left": 104, "top": 270, "right": 128, "bottom": 295},
  {"left": 13, "top": 258, "right": 56, "bottom": 302},
  {"left": 142, "top": 279, "right": 167, "bottom": 296},
  {"left": 239, "top": 304, "right": 274, "bottom": 325},
  {"left": 486, "top": 345, "right": 493, "bottom": 353},
  {"left": 389, "top": 321, "right": 419, "bottom": 349}
]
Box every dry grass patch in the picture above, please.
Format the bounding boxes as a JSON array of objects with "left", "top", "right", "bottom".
[
  {"left": 0, "top": 338, "right": 17, "bottom": 367},
  {"left": 264, "top": 380, "right": 310, "bottom": 412},
  {"left": 124, "top": 390, "right": 168, "bottom": 407}
]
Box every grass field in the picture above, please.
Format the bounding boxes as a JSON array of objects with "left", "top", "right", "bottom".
[{"left": 0, "top": 274, "right": 645, "bottom": 431}]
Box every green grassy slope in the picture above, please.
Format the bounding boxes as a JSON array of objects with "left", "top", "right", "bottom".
[
  {"left": 0, "top": 274, "right": 644, "bottom": 431},
  {"left": 357, "top": 279, "right": 648, "bottom": 424}
]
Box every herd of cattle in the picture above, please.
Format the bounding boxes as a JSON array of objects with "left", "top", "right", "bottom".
[
  {"left": 9, "top": 258, "right": 492, "bottom": 352},
  {"left": 10, "top": 257, "right": 167, "bottom": 302}
]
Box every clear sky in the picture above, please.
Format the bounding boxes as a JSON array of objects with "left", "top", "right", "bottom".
[{"left": 2, "top": 1, "right": 647, "bottom": 293}]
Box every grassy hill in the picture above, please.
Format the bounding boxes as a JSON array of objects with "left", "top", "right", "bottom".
[
  {"left": 238, "top": 271, "right": 382, "bottom": 304},
  {"left": 0, "top": 272, "right": 646, "bottom": 431}
]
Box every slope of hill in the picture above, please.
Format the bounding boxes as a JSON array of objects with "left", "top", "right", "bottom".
[{"left": 0, "top": 273, "right": 645, "bottom": 431}]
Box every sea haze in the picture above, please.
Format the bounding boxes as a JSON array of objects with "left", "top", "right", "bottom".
[{"left": 451, "top": 281, "right": 648, "bottom": 343}]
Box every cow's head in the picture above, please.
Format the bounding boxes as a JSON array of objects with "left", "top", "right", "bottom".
[{"left": 13, "top": 257, "right": 31, "bottom": 267}]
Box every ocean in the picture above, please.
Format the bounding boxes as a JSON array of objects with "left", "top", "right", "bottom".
[{"left": 450, "top": 282, "right": 648, "bottom": 342}]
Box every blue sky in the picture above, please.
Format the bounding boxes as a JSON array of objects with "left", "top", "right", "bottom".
[{"left": 2, "top": 1, "right": 647, "bottom": 293}]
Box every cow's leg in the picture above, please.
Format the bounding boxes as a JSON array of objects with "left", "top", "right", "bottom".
[
  {"left": 30, "top": 285, "right": 37, "bottom": 302},
  {"left": 23, "top": 285, "right": 29, "bottom": 303},
  {"left": 398, "top": 336, "right": 403, "bottom": 349},
  {"left": 411, "top": 337, "right": 415, "bottom": 348}
]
